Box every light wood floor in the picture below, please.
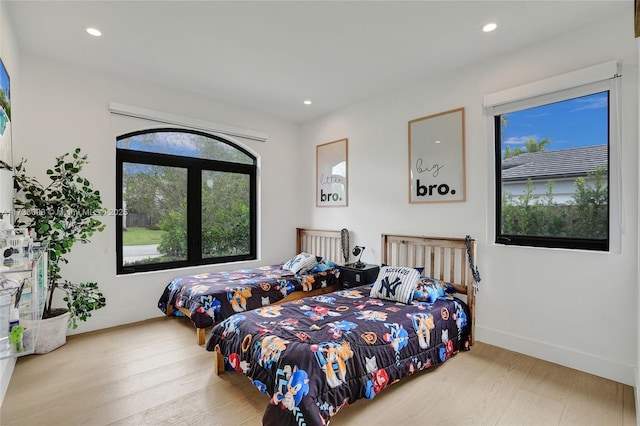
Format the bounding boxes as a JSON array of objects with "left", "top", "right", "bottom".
[{"left": 1, "top": 317, "right": 636, "bottom": 426}]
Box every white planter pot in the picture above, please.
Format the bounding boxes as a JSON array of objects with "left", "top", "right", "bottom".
[{"left": 34, "top": 311, "right": 70, "bottom": 354}]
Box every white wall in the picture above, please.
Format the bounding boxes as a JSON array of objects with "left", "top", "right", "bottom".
[
  {"left": 299, "top": 12, "right": 638, "bottom": 386},
  {"left": 12, "top": 54, "right": 301, "bottom": 335},
  {"left": 1, "top": 3, "right": 637, "bottom": 406}
]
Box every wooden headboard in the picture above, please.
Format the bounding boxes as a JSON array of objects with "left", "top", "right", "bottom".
[
  {"left": 381, "top": 234, "right": 477, "bottom": 344},
  {"left": 296, "top": 228, "right": 347, "bottom": 265}
]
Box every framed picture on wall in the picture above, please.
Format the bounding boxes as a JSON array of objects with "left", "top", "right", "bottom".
[
  {"left": 408, "top": 107, "right": 466, "bottom": 203},
  {"left": 0, "top": 57, "right": 11, "bottom": 168},
  {"left": 316, "top": 138, "right": 348, "bottom": 207},
  {"left": 636, "top": 0, "right": 639, "bottom": 38}
]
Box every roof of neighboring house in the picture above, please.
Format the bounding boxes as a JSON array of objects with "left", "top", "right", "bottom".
[{"left": 501, "top": 145, "right": 607, "bottom": 182}]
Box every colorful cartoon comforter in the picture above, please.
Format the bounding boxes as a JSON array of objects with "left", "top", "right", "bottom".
[
  {"left": 158, "top": 265, "right": 340, "bottom": 329},
  {"left": 206, "top": 284, "right": 472, "bottom": 426}
]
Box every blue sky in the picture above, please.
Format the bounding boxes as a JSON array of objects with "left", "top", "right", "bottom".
[{"left": 501, "top": 91, "right": 608, "bottom": 152}]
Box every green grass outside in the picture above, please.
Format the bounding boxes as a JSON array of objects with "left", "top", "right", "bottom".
[{"left": 122, "top": 226, "right": 165, "bottom": 246}]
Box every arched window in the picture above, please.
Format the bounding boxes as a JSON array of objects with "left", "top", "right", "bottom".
[{"left": 116, "top": 128, "right": 257, "bottom": 274}]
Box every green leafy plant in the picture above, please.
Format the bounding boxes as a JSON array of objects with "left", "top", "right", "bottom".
[
  {"left": 501, "top": 166, "right": 608, "bottom": 240},
  {"left": 12, "top": 148, "right": 107, "bottom": 328}
]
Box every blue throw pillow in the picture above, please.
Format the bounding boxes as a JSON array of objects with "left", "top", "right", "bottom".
[
  {"left": 309, "top": 258, "right": 338, "bottom": 273},
  {"left": 413, "top": 277, "right": 445, "bottom": 303}
]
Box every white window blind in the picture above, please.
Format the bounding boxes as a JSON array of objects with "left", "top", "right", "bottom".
[
  {"left": 483, "top": 60, "right": 619, "bottom": 113},
  {"left": 108, "top": 102, "right": 268, "bottom": 144}
]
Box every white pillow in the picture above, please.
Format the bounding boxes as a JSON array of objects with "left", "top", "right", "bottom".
[
  {"left": 282, "top": 252, "right": 318, "bottom": 274},
  {"left": 369, "top": 266, "right": 420, "bottom": 304}
]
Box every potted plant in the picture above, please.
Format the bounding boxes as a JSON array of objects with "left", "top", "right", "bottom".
[{"left": 11, "top": 148, "right": 106, "bottom": 352}]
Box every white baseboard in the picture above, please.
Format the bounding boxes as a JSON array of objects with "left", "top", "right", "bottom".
[
  {"left": 476, "top": 325, "right": 634, "bottom": 386},
  {"left": 0, "top": 357, "right": 16, "bottom": 407}
]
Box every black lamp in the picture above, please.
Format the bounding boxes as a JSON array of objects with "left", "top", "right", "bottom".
[{"left": 352, "top": 246, "right": 366, "bottom": 268}]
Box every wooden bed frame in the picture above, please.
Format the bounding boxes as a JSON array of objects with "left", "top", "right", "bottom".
[
  {"left": 168, "top": 227, "right": 346, "bottom": 344},
  {"left": 213, "top": 233, "right": 478, "bottom": 373},
  {"left": 381, "top": 233, "right": 477, "bottom": 344}
]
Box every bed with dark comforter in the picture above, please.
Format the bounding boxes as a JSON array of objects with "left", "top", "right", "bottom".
[
  {"left": 207, "top": 283, "right": 471, "bottom": 425},
  {"left": 158, "top": 264, "right": 340, "bottom": 329},
  {"left": 206, "top": 234, "right": 478, "bottom": 425},
  {"left": 158, "top": 228, "right": 348, "bottom": 344}
]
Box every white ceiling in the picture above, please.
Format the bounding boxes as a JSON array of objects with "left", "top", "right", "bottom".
[{"left": 5, "top": 1, "right": 630, "bottom": 124}]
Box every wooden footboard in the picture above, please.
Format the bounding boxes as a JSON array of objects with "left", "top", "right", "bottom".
[
  {"left": 213, "top": 349, "right": 224, "bottom": 375},
  {"left": 167, "top": 303, "right": 209, "bottom": 345},
  {"left": 278, "top": 284, "right": 339, "bottom": 304}
]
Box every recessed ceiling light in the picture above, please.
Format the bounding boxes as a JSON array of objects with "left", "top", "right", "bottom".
[
  {"left": 303, "top": 100, "right": 312, "bottom": 105},
  {"left": 86, "top": 27, "right": 102, "bottom": 37},
  {"left": 482, "top": 22, "right": 497, "bottom": 33}
]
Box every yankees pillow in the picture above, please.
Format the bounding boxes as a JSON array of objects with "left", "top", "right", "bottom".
[
  {"left": 282, "top": 252, "right": 318, "bottom": 274},
  {"left": 369, "top": 266, "right": 420, "bottom": 304}
]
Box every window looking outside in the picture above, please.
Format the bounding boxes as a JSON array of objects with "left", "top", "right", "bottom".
[
  {"left": 116, "top": 129, "right": 257, "bottom": 274},
  {"left": 495, "top": 91, "right": 609, "bottom": 251}
]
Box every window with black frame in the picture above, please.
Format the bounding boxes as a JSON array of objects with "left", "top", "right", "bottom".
[
  {"left": 493, "top": 86, "right": 613, "bottom": 252},
  {"left": 116, "top": 128, "right": 257, "bottom": 274}
]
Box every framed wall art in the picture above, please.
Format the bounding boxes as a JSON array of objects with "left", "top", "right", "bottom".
[
  {"left": 408, "top": 107, "right": 466, "bottom": 203},
  {"left": 635, "top": 0, "right": 639, "bottom": 38},
  {"left": 316, "top": 138, "right": 348, "bottom": 207},
  {"left": 0, "top": 57, "right": 11, "bottom": 168}
]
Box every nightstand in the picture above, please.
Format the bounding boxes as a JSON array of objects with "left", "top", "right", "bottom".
[{"left": 339, "top": 264, "right": 380, "bottom": 289}]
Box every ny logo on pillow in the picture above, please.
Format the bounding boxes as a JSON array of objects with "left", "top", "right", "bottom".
[
  {"left": 379, "top": 276, "right": 403, "bottom": 297},
  {"left": 370, "top": 266, "right": 420, "bottom": 304}
]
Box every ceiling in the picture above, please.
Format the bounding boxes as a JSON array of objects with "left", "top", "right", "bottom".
[{"left": 5, "top": 1, "right": 630, "bottom": 124}]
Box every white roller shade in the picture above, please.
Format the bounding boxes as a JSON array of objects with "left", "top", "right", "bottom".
[
  {"left": 109, "top": 102, "right": 268, "bottom": 144},
  {"left": 483, "top": 60, "right": 619, "bottom": 114}
]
